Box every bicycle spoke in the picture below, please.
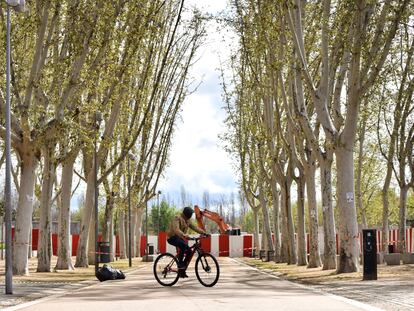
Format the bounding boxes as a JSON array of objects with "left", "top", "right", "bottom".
[
  {"left": 195, "top": 253, "right": 220, "bottom": 287},
  {"left": 153, "top": 253, "right": 180, "bottom": 286}
]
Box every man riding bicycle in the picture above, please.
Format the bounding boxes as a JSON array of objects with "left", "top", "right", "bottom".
[{"left": 167, "top": 206, "right": 206, "bottom": 278}]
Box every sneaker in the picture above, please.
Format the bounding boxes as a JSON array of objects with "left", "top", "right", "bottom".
[{"left": 179, "top": 271, "right": 189, "bottom": 278}]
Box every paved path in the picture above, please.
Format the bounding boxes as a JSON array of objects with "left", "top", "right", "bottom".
[{"left": 3, "top": 258, "right": 381, "bottom": 311}]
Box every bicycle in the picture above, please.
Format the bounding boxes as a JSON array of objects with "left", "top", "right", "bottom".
[{"left": 153, "top": 234, "right": 220, "bottom": 287}]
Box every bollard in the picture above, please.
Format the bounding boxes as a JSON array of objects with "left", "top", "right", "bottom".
[{"left": 362, "top": 229, "right": 377, "bottom": 280}]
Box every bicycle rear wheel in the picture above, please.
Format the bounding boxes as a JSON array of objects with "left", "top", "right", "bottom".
[
  {"left": 195, "top": 253, "right": 220, "bottom": 287},
  {"left": 153, "top": 253, "right": 180, "bottom": 286}
]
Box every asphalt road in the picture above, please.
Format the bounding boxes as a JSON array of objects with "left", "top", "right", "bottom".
[{"left": 10, "top": 257, "right": 382, "bottom": 311}]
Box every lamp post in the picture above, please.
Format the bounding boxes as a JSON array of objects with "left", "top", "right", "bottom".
[
  {"left": 142, "top": 192, "right": 150, "bottom": 262},
  {"left": 127, "top": 152, "right": 136, "bottom": 267},
  {"left": 94, "top": 111, "right": 102, "bottom": 276},
  {"left": 157, "top": 190, "right": 161, "bottom": 253},
  {"left": 142, "top": 188, "right": 155, "bottom": 262},
  {"left": 4, "top": 0, "right": 26, "bottom": 295}
]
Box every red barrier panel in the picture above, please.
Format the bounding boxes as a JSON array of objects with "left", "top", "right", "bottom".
[
  {"left": 140, "top": 236, "right": 147, "bottom": 257},
  {"left": 159, "top": 232, "right": 167, "bottom": 253},
  {"left": 219, "top": 235, "right": 229, "bottom": 257},
  {"left": 408, "top": 228, "right": 413, "bottom": 253},
  {"left": 52, "top": 234, "right": 58, "bottom": 256},
  {"left": 200, "top": 235, "right": 211, "bottom": 253},
  {"left": 243, "top": 235, "right": 252, "bottom": 257},
  {"left": 32, "top": 228, "right": 39, "bottom": 251},
  {"left": 306, "top": 233, "right": 310, "bottom": 254},
  {"left": 390, "top": 230, "right": 397, "bottom": 244},
  {"left": 72, "top": 235, "right": 79, "bottom": 256}
]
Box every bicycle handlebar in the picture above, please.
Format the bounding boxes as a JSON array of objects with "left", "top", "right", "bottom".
[{"left": 188, "top": 234, "right": 210, "bottom": 241}]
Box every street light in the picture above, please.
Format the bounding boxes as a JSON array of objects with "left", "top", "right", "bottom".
[
  {"left": 4, "top": 0, "right": 26, "bottom": 295},
  {"left": 157, "top": 190, "right": 161, "bottom": 253},
  {"left": 94, "top": 111, "right": 102, "bottom": 276},
  {"left": 142, "top": 189, "right": 154, "bottom": 262},
  {"left": 127, "top": 152, "right": 136, "bottom": 268}
]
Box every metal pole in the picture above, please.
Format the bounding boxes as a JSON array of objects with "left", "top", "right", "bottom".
[
  {"left": 5, "top": 6, "right": 13, "bottom": 295},
  {"left": 94, "top": 131, "right": 99, "bottom": 275},
  {"left": 128, "top": 156, "right": 131, "bottom": 267}
]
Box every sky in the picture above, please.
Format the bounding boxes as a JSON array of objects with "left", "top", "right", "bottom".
[
  {"left": 61, "top": 1, "right": 238, "bottom": 211},
  {"left": 158, "top": 1, "right": 239, "bottom": 206}
]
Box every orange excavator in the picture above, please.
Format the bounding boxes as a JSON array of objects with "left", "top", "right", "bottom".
[{"left": 194, "top": 205, "right": 241, "bottom": 235}]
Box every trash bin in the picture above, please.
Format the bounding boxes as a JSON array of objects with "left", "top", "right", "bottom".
[
  {"left": 231, "top": 229, "right": 241, "bottom": 236},
  {"left": 98, "top": 242, "right": 110, "bottom": 263}
]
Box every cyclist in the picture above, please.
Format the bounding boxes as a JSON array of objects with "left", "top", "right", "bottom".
[{"left": 167, "top": 206, "right": 206, "bottom": 278}]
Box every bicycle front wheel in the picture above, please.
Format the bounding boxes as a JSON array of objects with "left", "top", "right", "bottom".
[
  {"left": 153, "top": 253, "right": 180, "bottom": 286},
  {"left": 195, "top": 253, "right": 220, "bottom": 287}
]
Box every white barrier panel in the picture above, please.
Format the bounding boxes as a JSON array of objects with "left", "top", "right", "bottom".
[
  {"left": 148, "top": 235, "right": 158, "bottom": 253},
  {"left": 188, "top": 235, "right": 196, "bottom": 248},
  {"left": 211, "top": 234, "right": 219, "bottom": 257},
  {"left": 229, "top": 235, "right": 243, "bottom": 258},
  {"left": 318, "top": 228, "right": 325, "bottom": 254},
  {"left": 166, "top": 239, "right": 176, "bottom": 254}
]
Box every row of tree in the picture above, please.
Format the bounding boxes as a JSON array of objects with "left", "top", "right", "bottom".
[
  {"left": 222, "top": 0, "right": 413, "bottom": 273},
  {"left": 0, "top": 0, "right": 204, "bottom": 275}
]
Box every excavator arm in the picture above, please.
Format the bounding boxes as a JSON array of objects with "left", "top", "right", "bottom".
[{"left": 194, "top": 205, "right": 231, "bottom": 235}]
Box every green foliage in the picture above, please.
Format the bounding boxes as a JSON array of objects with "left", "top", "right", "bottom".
[
  {"left": 407, "top": 192, "right": 414, "bottom": 223},
  {"left": 239, "top": 209, "right": 255, "bottom": 233},
  {"left": 239, "top": 209, "right": 264, "bottom": 233},
  {"left": 149, "top": 200, "right": 179, "bottom": 234},
  {"left": 71, "top": 196, "right": 85, "bottom": 223}
]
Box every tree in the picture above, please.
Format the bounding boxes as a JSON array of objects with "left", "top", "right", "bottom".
[
  {"left": 0, "top": 0, "right": 121, "bottom": 275},
  {"left": 150, "top": 200, "right": 178, "bottom": 233},
  {"left": 377, "top": 24, "right": 414, "bottom": 253},
  {"left": 285, "top": 0, "right": 410, "bottom": 273}
]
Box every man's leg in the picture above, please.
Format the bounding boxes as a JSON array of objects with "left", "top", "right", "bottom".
[{"left": 167, "top": 236, "right": 189, "bottom": 277}]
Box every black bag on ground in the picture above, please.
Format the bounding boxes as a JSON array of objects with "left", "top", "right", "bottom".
[
  {"left": 115, "top": 269, "right": 126, "bottom": 279},
  {"left": 96, "top": 264, "right": 126, "bottom": 282}
]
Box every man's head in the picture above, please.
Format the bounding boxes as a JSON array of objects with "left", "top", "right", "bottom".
[{"left": 182, "top": 206, "right": 194, "bottom": 220}]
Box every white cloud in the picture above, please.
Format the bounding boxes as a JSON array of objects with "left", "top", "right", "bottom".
[
  {"left": 186, "top": 0, "right": 228, "bottom": 14},
  {"left": 158, "top": 2, "right": 238, "bottom": 203},
  {"left": 160, "top": 91, "right": 237, "bottom": 196}
]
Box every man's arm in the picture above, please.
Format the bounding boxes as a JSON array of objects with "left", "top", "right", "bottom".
[{"left": 189, "top": 221, "right": 206, "bottom": 234}]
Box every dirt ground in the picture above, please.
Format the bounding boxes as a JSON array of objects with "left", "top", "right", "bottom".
[{"left": 240, "top": 257, "right": 414, "bottom": 284}]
